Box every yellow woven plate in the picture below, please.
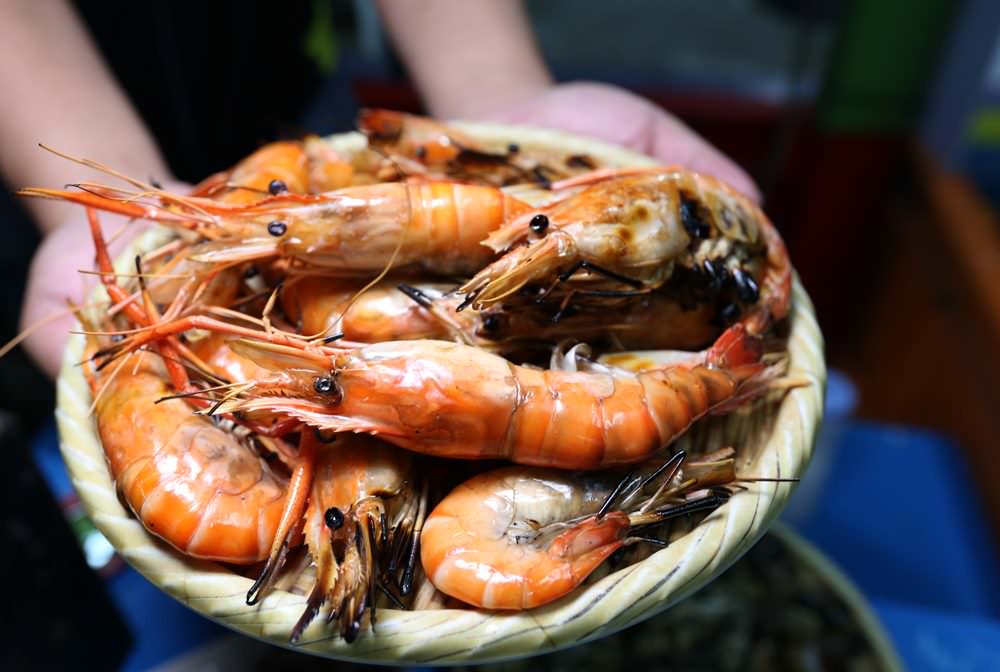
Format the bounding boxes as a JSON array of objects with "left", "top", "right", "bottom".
[{"left": 55, "top": 124, "right": 825, "bottom": 664}]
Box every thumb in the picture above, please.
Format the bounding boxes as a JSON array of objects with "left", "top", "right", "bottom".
[{"left": 20, "top": 219, "right": 103, "bottom": 378}]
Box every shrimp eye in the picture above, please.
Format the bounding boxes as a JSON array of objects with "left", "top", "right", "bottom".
[
  {"left": 313, "top": 376, "right": 338, "bottom": 396},
  {"left": 324, "top": 507, "right": 344, "bottom": 531},
  {"left": 507, "top": 143, "right": 520, "bottom": 154},
  {"left": 481, "top": 313, "right": 503, "bottom": 334},
  {"left": 415, "top": 146, "right": 427, "bottom": 160},
  {"left": 267, "top": 179, "right": 288, "bottom": 195},
  {"left": 529, "top": 214, "right": 549, "bottom": 235},
  {"left": 267, "top": 220, "right": 288, "bottom": 236}
]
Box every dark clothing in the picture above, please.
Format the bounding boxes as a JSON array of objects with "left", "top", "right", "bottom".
[{"left": 74, "top": 0, "right": 337, "bottom": 180}]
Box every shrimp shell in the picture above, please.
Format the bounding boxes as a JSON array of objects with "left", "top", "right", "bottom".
[{"left": 213, "top": 324, "right": 766, "bottom": 470}]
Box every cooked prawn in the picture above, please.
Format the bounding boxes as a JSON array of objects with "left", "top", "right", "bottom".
[
  {"left": 421, "top": 450, "right": 741, "bottom": 609},
  {"left": 210, "top": 324, "right": 768, "bottom": 470},
  {"left": 21, "top": 179, "right": 532, "bottom": 274},
  {"left": 82, "top": 207, "right": 314, "bottom": 578},
  {"left": 359, "top": 108, "right": 479, "bottom": 166},
  {"left": 84, "top": 343, "right": 289, "bottom": 562},
  {"left": 191, "top": 140, "right": 311, "bottom": 204},
  {"left": 459, "top": 168, "right": 791, "bottom": 335}
]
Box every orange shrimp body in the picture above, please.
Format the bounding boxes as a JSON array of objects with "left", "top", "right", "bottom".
[
  {"left": 88, "top": 351, "right": 287, "bottom": 563},
  {"left": 26, "top": 180, "right": 533, "bottom": 274},
  {"left": 190, "top": 137, "right": 354, "bottom": 204},
  {"left": 221, "top": 325, "right": 764, "bottom": 470},
  {"left": 421, "top": 467, "right": 628, "bottom": 609},
  {"left": 192, "top": 181, "right": 532, "bottom": 273},
  {"left": 281, "top": 276, "right": 455, "bottom": 342}
]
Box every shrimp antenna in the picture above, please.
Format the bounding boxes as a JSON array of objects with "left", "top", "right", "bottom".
[
  {"left": 549, "top": 260, "right": 645, "bottom": 295},
  {"left": 628, "top": 490, "right": 733, "bottom": 531},
  {"left": 376, "top": 583, "right": 406, "bottom": 609},
  {"left": 596, "top": 465, "right": 638, "bottom": 519},
  {"left": 637, "top": 450, "right": 687, "bottom": 492},
  {"left": 396, "top": 283, "right": 433, "bottom": 309},
  {"left": 38, "top": 143, "right": 159, "bottom": 192},
  {"left": 400, "top": 479, "right": 428, "bottom": 596}
]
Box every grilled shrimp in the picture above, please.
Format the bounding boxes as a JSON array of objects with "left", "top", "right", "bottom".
[
  {"left": 84, "top": 211, "right": 423, "bottom": 640},
  {"left": 421, "top": 450, "right": 740, "bottom": 609},
  {"left": 359, "top": 108, "right": 480, "bottom": 166},
  {"left": 211, "top": 324, "right": 767, "bottom": 470},
  {"left": 460, "top": 169, "right": 791, "bottom": 335},
  {"left": 22, "top": 180, "right": 532, "bottom": 274},
  {"left": 279, "top": 274, "right": 717, "bottom": 351}
]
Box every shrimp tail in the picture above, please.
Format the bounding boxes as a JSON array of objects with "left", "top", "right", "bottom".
[
  {"left": 702, "top": 324, "right": 782, "bottom": 416},
  {"left": 705, "top": 324, "right": 762, "bottom": 370}
]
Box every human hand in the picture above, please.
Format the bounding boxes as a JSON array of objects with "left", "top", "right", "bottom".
[
  {"left": 480, "top": 81, "right": 761, "bottom": 202},
  {"left": 19, "top": 182, "right": 188, "bottom": 379}
]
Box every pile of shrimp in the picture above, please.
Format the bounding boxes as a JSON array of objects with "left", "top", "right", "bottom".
[{"left": 18, "top": 109, "right": 798, "bottom": 644}]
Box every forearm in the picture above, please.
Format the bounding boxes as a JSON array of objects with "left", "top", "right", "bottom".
[
  {"left": 0, "top": 0, "right": 170, "bottom": 232},
  {"left": 375, "top": 0, "right": 552, "bottom": 119}
]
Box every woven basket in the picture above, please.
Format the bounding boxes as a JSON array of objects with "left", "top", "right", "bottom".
[{"left": 55, "top": 124, "right": 825, "bottom": 664}]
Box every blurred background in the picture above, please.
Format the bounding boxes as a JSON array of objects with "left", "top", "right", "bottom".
[{"left": 4, "top": 0, "right": 1000, "bottom": 669}]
